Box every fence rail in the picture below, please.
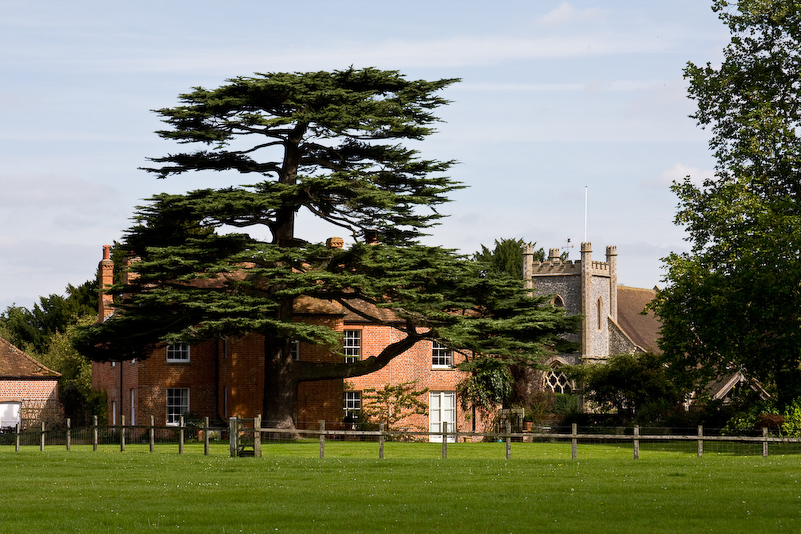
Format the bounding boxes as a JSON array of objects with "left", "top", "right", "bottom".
[{"left": 5, "top": 418, "right": 801, "bottom": 460}]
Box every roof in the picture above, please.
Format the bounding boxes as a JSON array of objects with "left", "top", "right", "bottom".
[
  {"left": 294, "top": 295, "right": 401, "bottom": 323},
  {"left": 616, "top": 286, "right": 661, "bottom": 354},
  {"left": 0, "top": 337, "right": 60, "bottom": 379}
]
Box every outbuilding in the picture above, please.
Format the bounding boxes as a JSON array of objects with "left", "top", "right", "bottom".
[{"left": 0, "top": 337, "right": 61, "bottom": 430}]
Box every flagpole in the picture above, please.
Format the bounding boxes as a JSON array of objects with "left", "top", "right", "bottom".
[{"left": 584, "top": 186, "right": 588, "bottom": 242}]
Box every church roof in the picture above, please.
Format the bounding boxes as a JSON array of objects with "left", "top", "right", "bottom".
[
  {"left": 616, "top": 286, "right": 661, "bottom": 354},
  {"left": 0, "top": 337, "right": 60, "bottom": 379}
]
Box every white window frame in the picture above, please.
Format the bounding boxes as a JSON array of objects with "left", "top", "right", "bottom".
[
  {"left": 130, "top": 388, "right": 136, "bottom": 426},
  {"left": 544, "top": 367, "right": 573, "bottom": 394},
  {"left": 344, "top": 330, "right": 361, "bottom": 363},
  {"left": 166, "top": 343, "right": 190, "bottom": 363},
  {"left": 290, "top": 339, "right": 300, "bottom": 361},
  {"left": 432, "top": 341, "right": 453, "bottom": 369},
  {"left": 429, "top": 391, "right": 456, "bottom": 442},
  {"left": 343, "top": 391, "right": 362, "bottom": 422},
  {"left": 166, "top": 388, "right": 189, "bottom": 426}
]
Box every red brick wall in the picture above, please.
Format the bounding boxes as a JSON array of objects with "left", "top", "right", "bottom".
[
  {"left": 90, "top": 316, "right": 496, "bottom": 433},
  {"left": 345, "top": 323, "right": 494, "bottom": 435},
  {"left": 0, "top": 378, "right": 60, "bottom": 429},
  {"left": 92, "top": 317, "right": 349, "bottom": 428}
]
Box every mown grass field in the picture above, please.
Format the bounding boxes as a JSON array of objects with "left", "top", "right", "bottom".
[{"left": 1, "top": 441, "right": 798, "bottom": 533}]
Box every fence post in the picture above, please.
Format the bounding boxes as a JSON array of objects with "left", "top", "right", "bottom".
[
  {"left": 149, "top": 415, "right": 155, "bottom": 453},
  {"left": 378, "top": 423, "right": 385, "bottom": 459},
  {"left": 15, "top": 422, "right": 20, "bottom": 452},
  {"left": 505, "top": 419, "right": 512, "bottom": 460},
  {"left": 229, "top": 417, "right": 237, "bottom": 457},
  {"left": 204, "top": 416, "right": 210, "bottom": 456},
  {"left": 633, "top": 425, "right": 640, "bottom": 459},
  {"left": 572, "top": 423, "right": 578, "bottom": 459},
  {"left": 254, "top": 414, "right": 262, "bottom": 458},
  {"left": 319, "top": 420, "right": 325, "bottom": 459},
  {"left": 40, "top": 421, "right": 46, "bottom": 451},
  {"left": 66, "top": 418, "right": 71, "bottom": 452},
  {"left": 442, "top": 421, "right": 448, "bottom": 459},
  {"left": 762, "top": 427, "right": 768, "bottom": 457},
  {"left": 92, "top": 415, "right": 98, "bottom": 451},
  {"left": 178, "top": 416, "right": 185, "bottom": 455},
  {"left": 697, "top": 425, "right": 703, "bottom": 458},
  {"left": 120, "top": 415, "right": 126, "bottom": 452}
]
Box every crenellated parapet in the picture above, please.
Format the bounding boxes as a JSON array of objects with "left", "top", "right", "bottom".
[
  {"left": 530, "top": 259, "right": 581, "bottom": 275},
  {"left": 529, "top": 258, "right": 611, "bottom": 277},
  {"left": 522, "top": 241, "right": 618, "bottom": 360}
]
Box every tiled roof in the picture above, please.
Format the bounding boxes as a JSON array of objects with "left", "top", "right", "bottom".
[
  {"left": 616, "top": 286, "right": 661, "bottom": 354},
  {"left": 294, "top": 295, "right": 400, "bottom": 323},
  {"left": 0, "top": 337, "right": 60, "bottom": 379}
]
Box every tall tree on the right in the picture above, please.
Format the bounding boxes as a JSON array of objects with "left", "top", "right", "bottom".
[{"left": 652, "top": 0, "right": 801, "bottom": 409}]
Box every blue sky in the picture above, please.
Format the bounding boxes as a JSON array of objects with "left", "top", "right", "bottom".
[{"left": 0, "top": 1, "right": 727, "bottom": 310}]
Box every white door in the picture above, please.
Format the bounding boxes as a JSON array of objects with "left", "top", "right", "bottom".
[{"left": 429, "top": 391, "right": 456, "bottom": 442}]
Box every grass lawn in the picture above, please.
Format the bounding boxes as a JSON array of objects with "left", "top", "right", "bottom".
[{"left": 1, "top": 441, "right": 798, "bottom": 533}]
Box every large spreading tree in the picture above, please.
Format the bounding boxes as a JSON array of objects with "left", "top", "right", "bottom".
[
  {"left": 76, "top": 68, "right": 575, "bottom": 427},
  {"left": 652, "top": 1, "right": 801, "bottom": 408}
]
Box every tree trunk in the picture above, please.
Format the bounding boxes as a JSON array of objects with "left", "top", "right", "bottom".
[
  {"left": 262, "top": 125, "right": 307, "bottom": 429},
  {"left": 262, "top": 298, "right": 299, "bottom": 431},
  {"left": 262, "top": 333, "right": 299, "bottom": 430}
]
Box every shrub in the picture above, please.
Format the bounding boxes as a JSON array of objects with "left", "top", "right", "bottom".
[{"left": 781, "top": 399, "right": 801, "bottom": 437}]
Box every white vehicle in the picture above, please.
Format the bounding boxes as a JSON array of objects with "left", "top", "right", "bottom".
[{"left": 0, "top": 401, "right": 21, "bottom": 431}]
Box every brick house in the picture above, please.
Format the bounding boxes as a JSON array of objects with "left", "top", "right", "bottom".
[
  {"left": 92, "top": 245, "right": 346, "bottom": 428},
  {"left": 0, "top": 336, "right": 61, "bottom": 429},
  {"left": 90, "top": 244, "right": 487, "bottom": 438},
  {"left": 91, "top": 241, "right": 662, "bottom": 437}
]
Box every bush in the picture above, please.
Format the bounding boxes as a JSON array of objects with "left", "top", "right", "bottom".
[{"left": 781, "top": 399, "right": 801, "bottom": 437}]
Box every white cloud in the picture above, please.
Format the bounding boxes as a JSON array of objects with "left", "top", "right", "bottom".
[
  {"left": 12, "top": 32, "right": 672, "bottom": 75},
  {"left": 535, "top": 2, "right": 608, "bottom": 27}
]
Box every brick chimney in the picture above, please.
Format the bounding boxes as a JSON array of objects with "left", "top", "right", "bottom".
[
  {"left": 98, "top": 245, "right": 114, "bottom": 321},
  {"left": 326, "top": 237, "right": 344, "bottom": 249},
  {"left": 123, "top": 254, "right": 140, "bottom": 285}
]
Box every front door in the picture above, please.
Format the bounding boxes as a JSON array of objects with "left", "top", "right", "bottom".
[{"left": 429, "top": 391, "right": 456, "bottom": 443}]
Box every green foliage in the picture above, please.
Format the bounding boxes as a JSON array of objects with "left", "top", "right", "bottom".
[
  {"left": 0, "top": 281, "right": 97, "bottom": 354},
  {"left": 652, "top": 0, "right": 801, "bottom": 409},
  {"left": 568, "top": 352, "right": 686, "bottom": 424},
  {"left": 33, "top": 316, "right": 106, "bottom": 426},
  {"left": 553, "top": 393, "right": 580, "bottom": 415},
  {"left": 782, "top": 399, "right": 801, "bottom": 437},
  {"left": 359, "top": 381, "right": 429, "bottom": 432},
  {"left": 457, "top": 238, "right": 579, "bottom": 414},
  {"left": 456, "top": 357, "right": 514, "bottom": 414},
  {"left": 473, "top": 238, "right": 546, "bottom": 279},
  {"left": 75, "top": 69, "right": 578, "bottom": 427}
]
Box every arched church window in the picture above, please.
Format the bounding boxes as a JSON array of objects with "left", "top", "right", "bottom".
[
  {"left": 551, "top": 295, "right": 564, "bottom": 308},
  {"left": 596, "top": 297, "right": 603, "bottom": 330},
  {"left": 544, "top": 365, "right": 573, "bottom": 394}
]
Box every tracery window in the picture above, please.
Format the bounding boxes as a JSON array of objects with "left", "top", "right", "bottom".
[{"left": 544, "top": 366, "right": 573, "bottom": 394}]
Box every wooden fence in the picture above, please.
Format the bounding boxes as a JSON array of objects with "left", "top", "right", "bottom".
[{"left": 5, "top": 418, "right": 801, "bottom": 460}]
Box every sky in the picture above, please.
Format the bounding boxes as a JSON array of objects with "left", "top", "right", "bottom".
[{"left": 0, "top": 1, "right": 727, "bottom": 311}]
